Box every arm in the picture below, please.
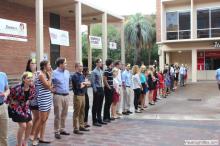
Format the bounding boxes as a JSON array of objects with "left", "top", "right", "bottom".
[
  {"left": 39, "top": 73, "right": 52, "bottom": 90},
  {"left": 91, "top": 71, "right": 97, "bottom": 92},
  {"left": 103, "top": 75, "right": 111, "bottom": 89}
]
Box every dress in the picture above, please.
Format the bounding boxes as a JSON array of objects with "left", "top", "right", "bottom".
[{"left": 36, "top": 73, "right": 52, "bottom": 112}]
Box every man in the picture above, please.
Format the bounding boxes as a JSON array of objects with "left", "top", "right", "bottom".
[
  {"left": 52, "top": 58, "right": 70, "bottom": 139},
  {"left": 0, "top": 71, "right": 10, "bottom": 146},
  {"left": 179, "top": 64, "right": 186, "bottom": 87},
  {"left": 216, "top": 67, "right": 220, "bottom": 90},
  {"left": 103, "top": 59, "right": 114, "bottom": 122},
  {"left": 121, "top": 63, "right": 133, "bottom": 115},
  {"left": 114, "top": 60, "right": 123, "bottom": 115},
  {"left": 170, "top": 64, "right": 175, "bottom": 91},
  {"left": 91, "top": 59, "right": 106, "bottom": 127},
  {"left": 71, "top": 63, "right": 90, "bottom": 134}
]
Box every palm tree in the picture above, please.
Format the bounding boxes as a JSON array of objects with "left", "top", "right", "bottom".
[{"left": 125, "top": 13, "right": 155, "bottom": 65}]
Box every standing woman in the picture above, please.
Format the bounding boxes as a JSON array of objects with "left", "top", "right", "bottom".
[
  {"left": 147, "top": 70, "right": 155, "bottom": 105},
  {"left": 140, "top": 65, "right": 147, "bottom": 110},
  {"left": 132, "top": 65, "right": 142, "bottom": 113},
  {"left": 32, "top": 60, "right": 53, "bottom": 146},
  {"left": 7, "top": 72, "right": 36, "bottom": 146}
]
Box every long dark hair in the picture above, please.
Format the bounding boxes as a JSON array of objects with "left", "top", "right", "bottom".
[
  {"left": 40, "top": 60, "right": 50, "bottom": 79},
  {"left": 26, "top": 59, "right": 37, "bottom": 72}
]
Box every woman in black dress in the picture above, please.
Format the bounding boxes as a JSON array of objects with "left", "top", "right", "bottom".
[{"left": 7, "top": 72, "right": 36, "bottom": 146}]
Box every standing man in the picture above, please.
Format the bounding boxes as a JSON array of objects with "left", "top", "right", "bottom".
[
  {"left": 179, "top": 64, "right": 186, "bottom": 87},
  {"left": 114, "top": 60, "right": 123, "bottom": 115},
  {"left": 0, "top": 71, "right": 10, "bottom": 146},
  {"left": 72, "top": 63, "right": 90, "bottom": 134},
  {"left": 216, "top": 67, "right": 220, "bottom": 90},
  {"left": 52, "top": 58, "right": 70, "bottom": 139},
  {"left": 91, "top": 59, "right": 106, "bottom": 127},
  {"left": 122, "top": 63, "right": 133, "bottom": 115},
  {"left": 103, "top": 59, "right": 114, "bottom": 122},
  {"left": 170, "top": 64, "right": 175, "bottom": 91}
]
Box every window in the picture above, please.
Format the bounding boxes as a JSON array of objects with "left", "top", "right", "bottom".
[
  {"left": 166, "top": 11, "right": 191, "bottom": 40},
  {"left": 197, "top": 8, "right": 220, "bottom": 38}
]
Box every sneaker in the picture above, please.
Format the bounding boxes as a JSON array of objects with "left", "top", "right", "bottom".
[{"left": 135, "top": 109, "right": 142, "bottom": 113}]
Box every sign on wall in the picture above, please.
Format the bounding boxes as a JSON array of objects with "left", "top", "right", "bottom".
[
  {"left": 49, "top": 28, "right": 70, "bottom": 46},
  {"left": 0, "top": 18, "right": 27, "bottom": 42},
  {"left": 109, "top": 42, "right": 117, "bottom": 50},
  {"left": 214, "top": 41, "right": 220, "bottom": 48},
  {"left": 89, "top": 36, "right": 102, "bottom": 49}
]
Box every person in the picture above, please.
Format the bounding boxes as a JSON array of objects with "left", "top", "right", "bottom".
[
  {"left": 7, "top": 72, "right": 36, "bottom": 146},
  {"left": 25, "top": 58, "right": 41, "bottom": 141},
  {"left": 132, "top": 65, "right": 142, "bottom": 113},
  {"left": 91, "top": 59, "right": 105, "bottom": 127},
  {"left": 140, "top": 65, "right": 147, "bottom": 110},
  {"left": 174, "top": 64, "right": 179, "bottom": 90},
  {"left": 164, "top": 68, "right": 171, "bottom": 95},
  {"left": 82, "top": 67, "right": 91, "bottom": 128},
  {"left": 179, "top": 64, "right": 186, "bottom": 87},
  {"left": 103, "top": 59, "right": 114, "bottom": 123},
  {"left": 0, "top": 71, "right": 10, "bottom": 146},
  {"left": 114, "top": 60, "right": 123, "bottom": 116},
  {"left": 111, "top": 68, "right": 120, "bottom": 119},
  {"left": 216, "top": 67, "right": 220, "bottom": 90},
  {"left": 148, "top": 67, "right": 156, "bottom": 105},
  {"left": 158, "top": 70, "right": 166, "bottom": 98},
  {"left": 52, "top": 58, "right": 70, "bottom": 139},
  {"left": 32, "top": 60, "right": 53, "bottom": 146},
  {"left": 121, "top": 63, "right": 132, "bottom": 115},
  {"left": 72, "top": 63, "right": 90, "bottom": 135},
  {"left": 170, "top": 64, "right": 175, "bottom": 91}
]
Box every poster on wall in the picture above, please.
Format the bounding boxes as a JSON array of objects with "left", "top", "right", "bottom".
[
  {"left": 109, "top": 42, "right": 117, "bottom": 50},
  {"left": 49, "top": 28, "right": 70, "bottom": 46},
  {"left": 89, "top": 36, "right": 102, "bottom": 49},
  {"left": 0, "top": 18, "right": 27, "bottom": 42}
]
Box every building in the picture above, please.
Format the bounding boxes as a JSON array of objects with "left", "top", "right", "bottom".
[
  {"left": 156, "top": 0, "right": 220, "bottom": 82},
  {"left": 0, "top": 0, "right": 125, "bottom": 78}
]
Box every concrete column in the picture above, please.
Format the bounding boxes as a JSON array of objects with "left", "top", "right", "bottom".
[
  {"left": 192, "top": 49, "right": 197, "bottom": 82},
  {"left": 35, "top": 0, "right": 44, "bottom": 69},
  {"left": 165, "top": 52, "right": 170, "bottom": 65},
  {"left": 120, "top": 21, "right": 125, "bottom": 64},
  {"left": 75, "top": 2, "right": 82, "bottom": 63},
  {"left": 191, "top": 0, "right": 195, "bottom": 39},
  {"left": 87, "top": 25, "right": 92, "bottom": 71},
  {"left": 102, "top": 12, "right": 107, "bottom": 64},
  {"left": 159, "top": 47, "right": 165, "bottom": 71}
]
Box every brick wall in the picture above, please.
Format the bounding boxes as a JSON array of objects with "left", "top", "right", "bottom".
[
  {"left": 156, "top": 0, "right": 161, "bottom": 43},
  {"left": 0, "top": 1, "right": 76, "bottom": 77}
]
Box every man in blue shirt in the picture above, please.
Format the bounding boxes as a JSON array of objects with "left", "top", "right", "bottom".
[
  {"left": 122, "top": 63, "right": 132, "bottom": 115},
  {"left": 71, "top": 63, "right": 90, "bottom": 134},
  {"left": 216, "top": 68, "right": 220, "bottom": 90},
  {"left": 0, "top": 72, "right": 10, "bottom": 146},
  {"left": 52, "top": 58, "right": 70, "bottom": 139}
]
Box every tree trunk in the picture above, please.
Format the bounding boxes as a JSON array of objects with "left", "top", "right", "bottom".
[{"left": 148, "top": 48, "right": 151, "bottom": 65}]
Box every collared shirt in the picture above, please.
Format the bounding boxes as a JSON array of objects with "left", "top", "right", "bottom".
[
  {"left": 0, "top": 72, "right": 8, "bottom": 104},
  {"left": 132, "top": 73, "right": 141, "bottom": 89},
  {"left": 179, "top": 67, "right": 186, "bottom": 75},
  {"left": 52, "top": 68, "right": 70, "bottom": 94},
  {"left": 91, "top": 67, "right": 103, "bottom": 92},
  {"left": 170, "top": 67, "right": 175, "bottom": 76},
  {"left": 71, "top": 72, "right": 86, "bottom": 95},
  {"left": 122, "top": 70, "right": 132, "bottom": 87},
  {"left": 216, "top": 68, "right": 220, "bottom": 81},
  {"left": 104, "top": 67, "right": 113, "bottom": 88}
]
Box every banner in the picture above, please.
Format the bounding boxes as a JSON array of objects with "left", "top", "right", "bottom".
[
  {"left": 89, "top": 36, "right": 102, "bottom": 49},
  {"left": 49, "top": 28, "right": 70, "bottom": 46},
  {"left": 109, "top": 42, "right": 117, "bottom": 50},
  {"left": 0, "top": 18, "right": 27, "bottom": 42}
]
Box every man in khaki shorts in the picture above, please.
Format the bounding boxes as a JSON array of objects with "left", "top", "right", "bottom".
[{"left": 0, "top": 71, "right": 10, "bottom": 146}]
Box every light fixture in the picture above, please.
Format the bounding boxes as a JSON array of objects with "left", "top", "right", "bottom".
[{"left": 178, "top": 50, "right": 182, "bottom": 53}]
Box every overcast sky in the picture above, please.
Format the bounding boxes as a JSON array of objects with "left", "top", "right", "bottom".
[{"left": 84, "top": 0, "right": 156, "bottom": 16}]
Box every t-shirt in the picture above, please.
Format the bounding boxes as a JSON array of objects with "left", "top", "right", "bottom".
[
  {"left": 0, "top": 72, "right": 8, "bottom": 103},
  {"left": 104, "top": 67, "right": 113, "bottom": 87}
]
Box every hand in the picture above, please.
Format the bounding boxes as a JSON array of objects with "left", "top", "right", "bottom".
[{"left": 0, "top": 92, "right": 5, "bottom": 97}]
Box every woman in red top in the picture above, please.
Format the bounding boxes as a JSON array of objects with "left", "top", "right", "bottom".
[{"left": 158, "top": 71, "right": 166, "bottom": 98}]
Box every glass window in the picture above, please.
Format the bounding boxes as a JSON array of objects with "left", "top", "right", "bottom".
[
  {"left": 197, "top": 9, "right": 209, "bottom": 29},
  {"left": 211, "top": 29, "right": 220, "bottom": 37},
  {"left": 197, "top": 30, "right": 210, "bottom": 38},
  {"left": 179, "top": 31, "right": 190, "bottom": 39},
  {"left": 167, "top": 32, "right": 178, "bottom": 40},
  {"left": 166, "top": 12, "right": 178, "bottom": 31},
  {"left": 179, "top": 12, "right": 190, "bottom": 30},
  {"left": 211, "top": 9, "right": 220, "bottom": 28}
]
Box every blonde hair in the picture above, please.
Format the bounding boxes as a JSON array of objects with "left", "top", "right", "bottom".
[
  {"left": 140, "top": 65, "right": 146, "bottom": 73},
  {"left": 21, "top": 72, "right": 33, "bottom": 84},
  {"left": 132, "top": 65, "right": 139, "bottom": 75}
]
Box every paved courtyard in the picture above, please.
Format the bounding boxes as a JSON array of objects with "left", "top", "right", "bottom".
[{"left": 8, "top": 82, "right": 220, "bottom": 146}]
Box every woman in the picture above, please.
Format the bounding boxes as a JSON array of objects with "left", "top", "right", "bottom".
[
  {"left": 111, "top": 67, "right": 120, "bottom": 119},
  {"left": 32, "top": 60, "right": 53, "bottom": 146},
  {"left": 140, "top": 65, "right": 147, "bottom": 110},
  {"left": 7, "top": 72, "right": 36, "bottom": 146},
  {"left": 174, "top": 64, "right": 179, "bottom": 90},
  {"left": 25, "top": 58, "right": 41, "bottom": 141},
  {"left": 147, "top": 68, "right": 156, "bottom": 105},
  {"left": 132, "top": 65, "right": 142, "bottom": 113},
  {"left": 83, "top": 67, "right": 91, "bottom": 128}
]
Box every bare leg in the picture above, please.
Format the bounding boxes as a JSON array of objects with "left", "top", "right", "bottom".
[
  {"left": 30, "top": 110, "right": 39, "bottom": 140},
  {"left": 23, "top": 121, "right": 32, "bottom": 146},
  {"left": 17, "top": 123, "right": 27, "bottom": 146}
]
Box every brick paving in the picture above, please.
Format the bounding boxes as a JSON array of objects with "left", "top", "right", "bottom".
[{"left": 8, "top": 82, "right": 220, "bottom": 146}]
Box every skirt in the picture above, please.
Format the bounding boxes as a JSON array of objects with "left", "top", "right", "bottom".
[
  {"left": 112, "top": 91, "right": 119, "bottom": 103},
  {"left": 8, "top": 107, "right": 32, "bottom": 123}
]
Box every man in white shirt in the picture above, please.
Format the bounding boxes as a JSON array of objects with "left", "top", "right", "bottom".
[{"left": 179, "top": 64, "right": 186, "bottom": 87}]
